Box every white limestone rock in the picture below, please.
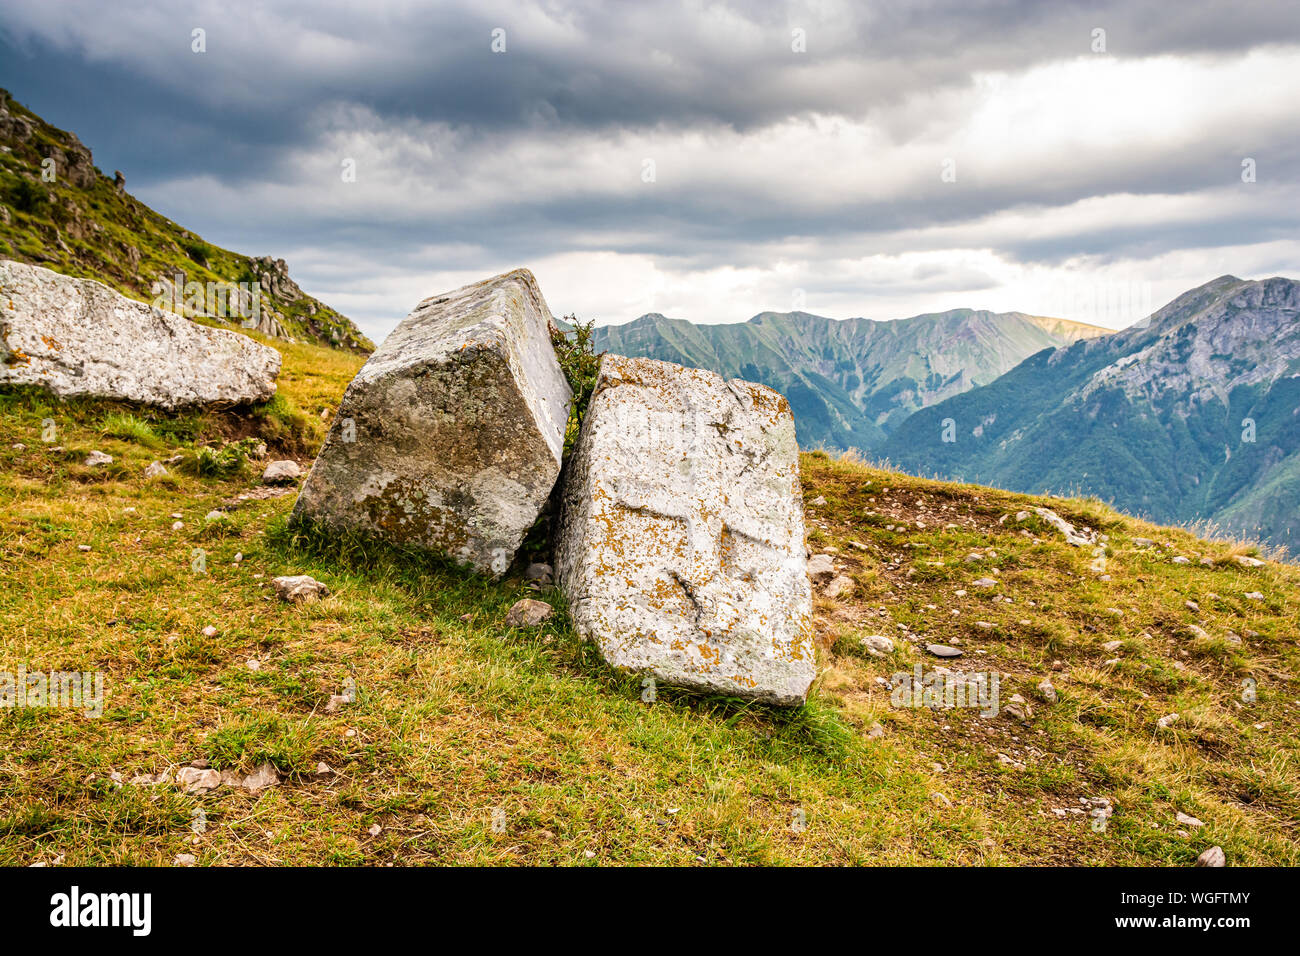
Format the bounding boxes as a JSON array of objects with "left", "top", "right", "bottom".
[
  {"left": 292, "top": 269, "right": 571, "bottom": 577},
  {"left": 262, "top": 459, "right": 302, "bottom": 484},
  {"left": 555, "top": 355, "right": 815, "bottom": 706},
  {"left": 0, "top": 259, "right": 280, "bottom": 409}
]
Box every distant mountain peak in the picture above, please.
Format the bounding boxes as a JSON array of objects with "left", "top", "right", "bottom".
[
  {"left": 881, "top": 273, "right": 1300, "bottom": 550},
  {"left": 594, "top": 304, "right": 1100, "bottom": 451}
]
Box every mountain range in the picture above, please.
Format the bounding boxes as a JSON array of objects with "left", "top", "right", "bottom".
[
  {"left": 4, "top": 89, "right": 1296, "bottom": 550},
  {"left": 880, "top": 275, "right": 1300, "bottom": 550},
  {"left": 592, "top": 309, "right": 1108, "bottom": 450}
]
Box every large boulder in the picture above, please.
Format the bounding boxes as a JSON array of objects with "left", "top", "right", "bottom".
[
  {"left": 292, "top": 269, "right": 572, "bottom": 576},
  {"left": 0, "top": 259, "right": 280, "bottom": 409},
  {"left": 555, "top": 355, "right": 815, "bottom": 705}
]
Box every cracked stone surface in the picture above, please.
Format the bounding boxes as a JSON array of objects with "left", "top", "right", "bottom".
[
  {"left": 555, "top": 355, "right": 815, "bottom": 705},
  {"left": 292, "top": 269, "right": 572, "bottom": 576},
  {"left": 0, "top": 259, "right": 280, "bottom": 409}
]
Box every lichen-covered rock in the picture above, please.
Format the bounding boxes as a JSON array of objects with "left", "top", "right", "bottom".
[
  {"left": 291, "top": 269, "right": 572, "bottom": 576},
  {"left": 555, "top": 355, "right": 815, "bottom": 706},
  {"left": 0, "top": 259, "right": 280, "bottom": 409}
]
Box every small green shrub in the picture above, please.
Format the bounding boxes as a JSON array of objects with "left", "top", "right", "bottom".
[
  {"left": 551, "top": 314, "right": 604, "bottom": 452},
  {"left": 178, "top": 437, "right": 262, "bottom": 479}
]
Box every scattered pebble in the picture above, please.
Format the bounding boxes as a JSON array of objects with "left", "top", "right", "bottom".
[
  {"left": 926, "top": 643, "right": 963, "bottom": 658},
  {"left": 1196, "top": 846, "right": 1226, "bottom": 867},
  {"left": 262, "top": 460, "right": 303, "bottom": 485},
  {"left": 272, "top": 574, "right": 330, "bottom": 604},
  {"left": 860, "top": 634, "right": 894, "bottom": 657},
  {"left": 504, "top": 598, "right": 553, "bottom": 627}
]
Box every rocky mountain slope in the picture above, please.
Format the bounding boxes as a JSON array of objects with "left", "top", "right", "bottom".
[
  {"left": 0, "top": 89, "right": 371, "bottom": 353},
  {"left": 593, "top": 308, "right": 1108, "bottom": 451},
  {"left": 881, "top": 276, "right": 1300, "bottom": 551}
]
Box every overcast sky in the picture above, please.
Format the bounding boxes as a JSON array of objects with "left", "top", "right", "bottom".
[{"left": 3, "top": 0, "right": 1297, "bottom": 342}]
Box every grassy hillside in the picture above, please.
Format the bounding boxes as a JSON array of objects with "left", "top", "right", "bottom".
[
  {"left": 593, "top": 309, "right": 1109, "bottom": 452},
  {"left": 2, "top": 340, "right": 1297, "bottom": 866},
  {"left": 0, "top": 89, "right": 371, "bottom": 353}
]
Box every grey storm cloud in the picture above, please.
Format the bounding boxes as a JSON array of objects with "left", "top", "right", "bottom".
[
  {"left": 1, "top": 0, "right": 1298, "bottom": 331},
  {"left": 4, "top": 0, "right": 1298, "bottom": 171}
]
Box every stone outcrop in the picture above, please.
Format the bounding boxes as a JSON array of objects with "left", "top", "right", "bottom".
[
  {"left": 292, "top": 269, "right": 572, "bottom": 576},
  {"left": 555, "top": 355, "right": 815, "bottom": 706},
  {"left": 0, "top": 259, "right": 281, "bottom": 409}
]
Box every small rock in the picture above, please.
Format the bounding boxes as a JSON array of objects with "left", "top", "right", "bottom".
[
  {"left": 860, "top": 634, "right": 894, "bottom": 657},
  {"left": 1157, "top": 713, "right": 1179, "bottom": 729},
  {"left": 809, "top": 495, "right": 827, "bottom": 507},
  {"left": 314, "top": 762, "right": 333, "bottom": 776},
  {"left": 367, "top": 824, "right": 382, "bottom": 837},
  {"left": 1196, "top": 846, "right": 1226, "bottom": 867},
  {"left": 1185, "top": 600, "right": 1199, "bottom": 612},
  {"left": 83, "top": 450, "right": 113, "bottom": 467},
  {"left": 77, "top": 544, "right": 91, "bottom": 552},
  {"left": 130, "top": 772, "right": 171, "bottom": 786},
  {"left": 1244, "top": 591, "right": 1263, "bottom": 601},
  {"left": 1175, "top": 811, "right": 1204, "bottom": 828},
  {"left": 525, "top": 562, "right": 554, "bottom": 585},
  {"left": 1003, "top": 700, "right": 1029, "bottom": 721},
  {"left": 1235, "top": 556, "right": 1265, "bottom": 568},
  {"left": 1172, "top": 556, "right": 1191, "bottom": 565},
  {"left": 272, "top": 574, "right": 330, "bottom": 604},
  {"left": 200, "top": 625, "right": 218, "bottom": 638},
  {"left": 1187, "top": 624, "right": 1210, "bottom": 640},
  {"left": 806, "top": 553, "right": 836, "bottom": 585},
  {"left": 262, "top": 460, "right": 302, "bottom": 485},
  {"left": 175, "top": 767, "right": 221, "bottom": 793},
  {"left": 205, "top": 510, "right": 224, "bottom": 522},
  {"left": 1102, "top": 640, "right": 1123, "bottom": 652},
  {"left": 1036, "top": 678, "right": 1058, "bottom": 703},
  {"left": 174, "top": 853, "right": 196, "bottom": 867},
  {"left": 1133, "top": 537, "right": 1155, "bottom": 547},
  {"left": 171, "top": 521, "right": 184, "bottom": 531},
  {"left": 144, "top": 461, "right": 168, "bottom": 478},
  {"left": 242, "top": 762, "right": 280, "bottom": 792},
  {"left": 930, "top": 792, "right": 952, "bottom": 808},
  {"left": 823, "top": 574, "right": 854, "bottom": 599},
  {"left": 866, "top": 722, "right": 885, "bottom": 739},
  {"left": 926, "top": 643, "right": 963, "bottom": 658},
  {"left": 505, "top": 598, "right": 553, "bottom": 627},
  {"left": 972, "top": 577, "right": 997, "bottom": 588}
]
